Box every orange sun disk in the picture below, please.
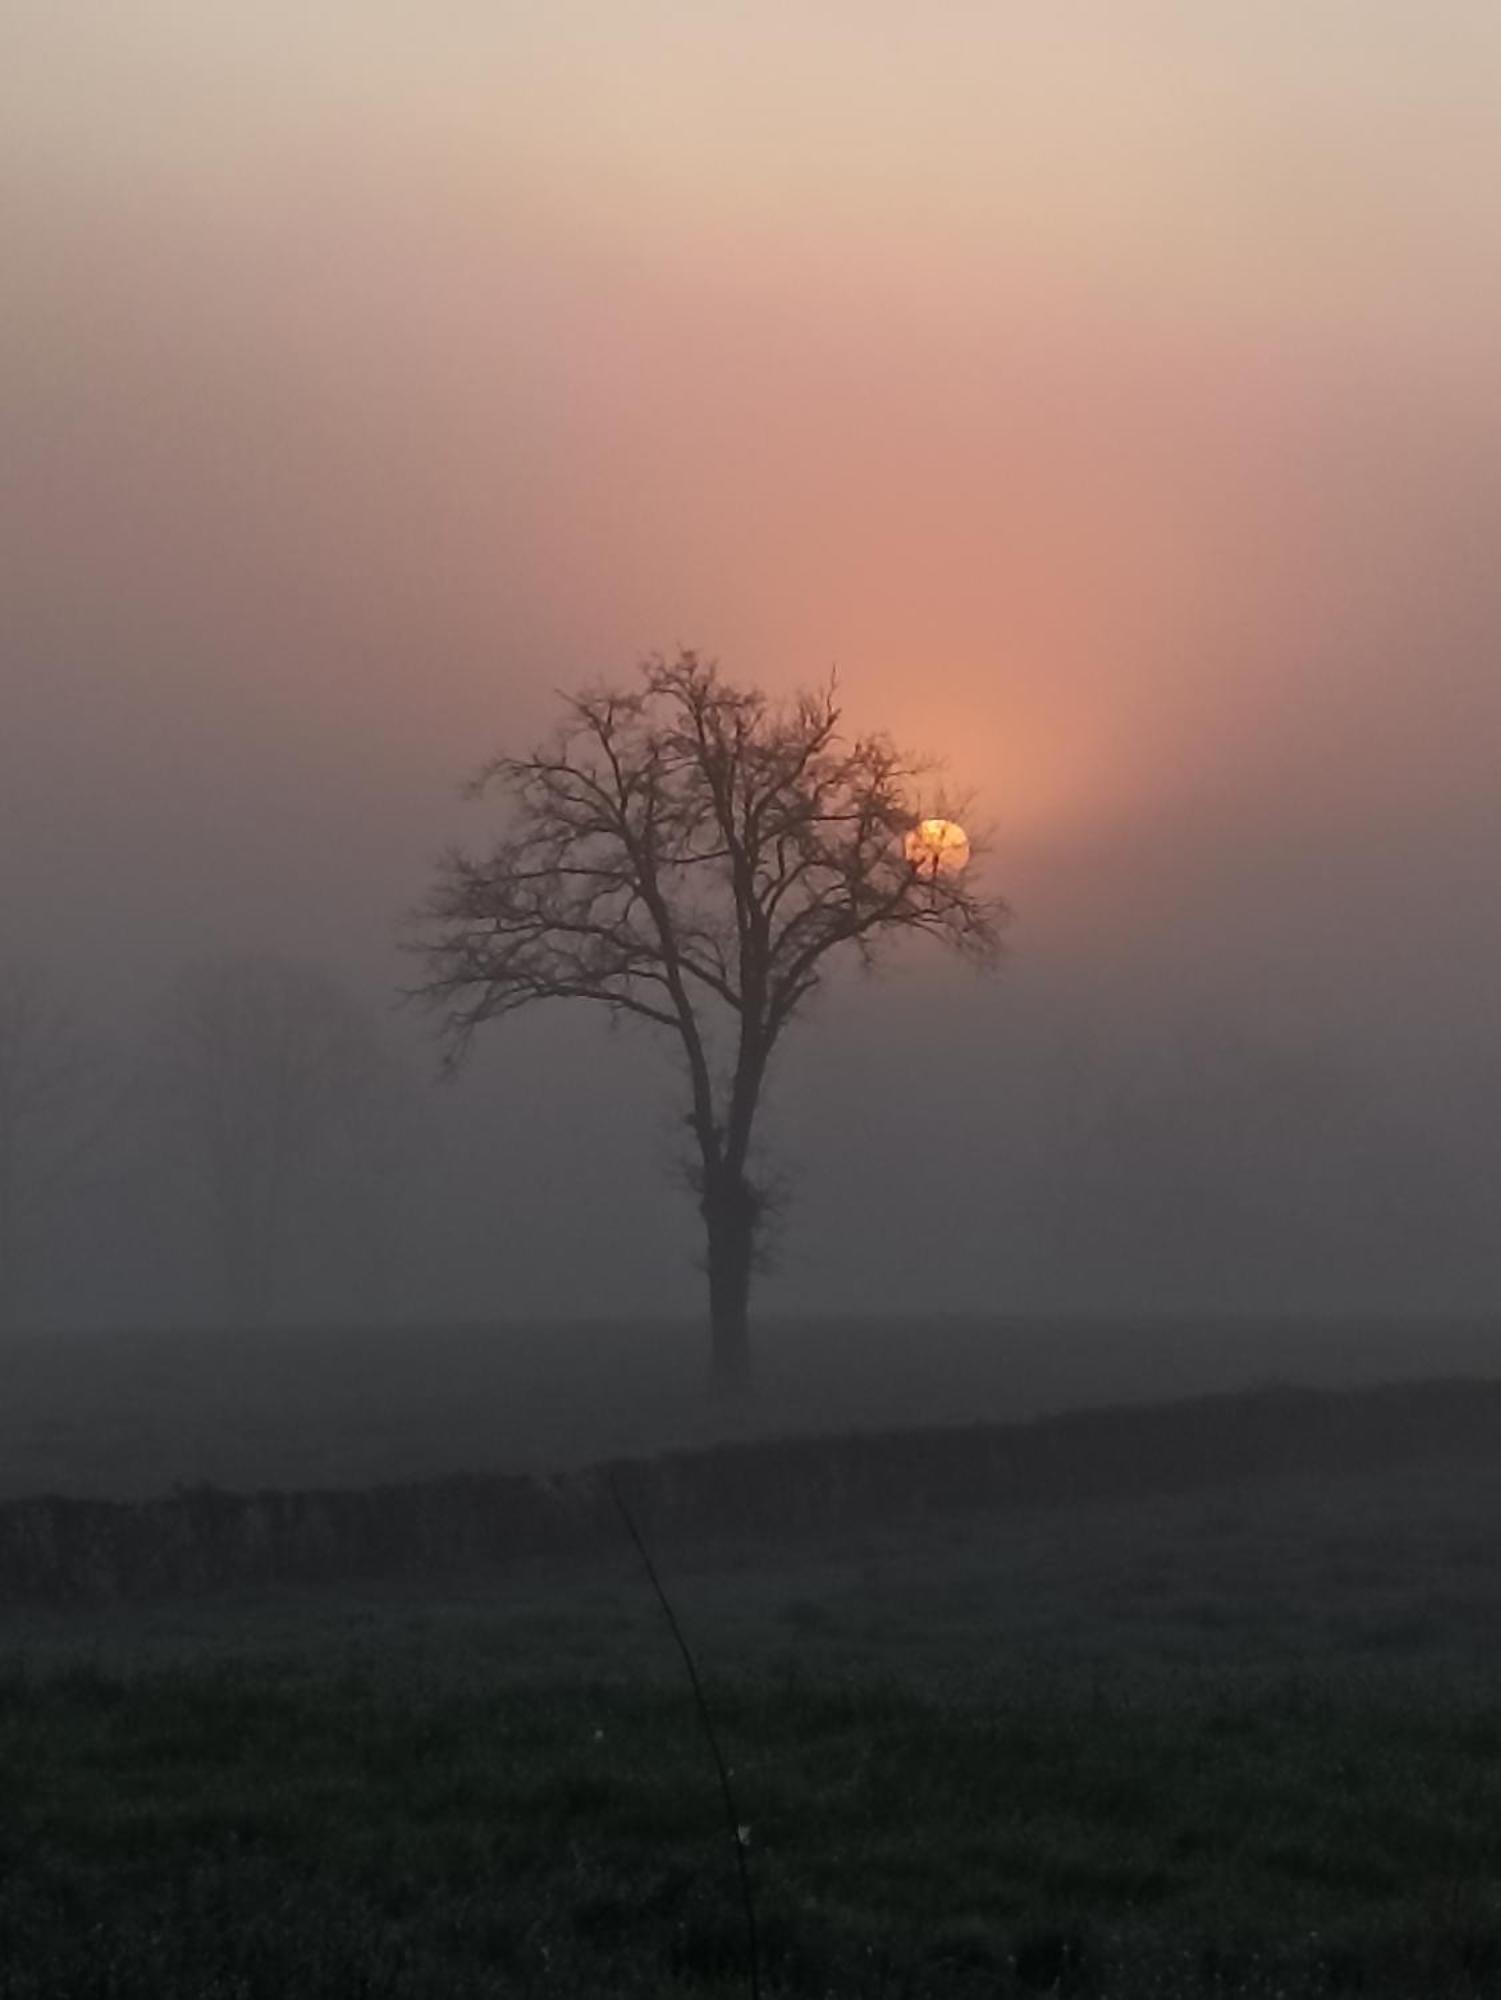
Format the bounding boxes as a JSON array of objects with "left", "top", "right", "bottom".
[{"left": 903, "top": 817, "right": 970, "bottom": 877}]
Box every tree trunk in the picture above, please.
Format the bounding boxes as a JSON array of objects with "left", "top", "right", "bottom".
[{"left": 703, "top": 1175, "right": 757, "bottom": 1400}]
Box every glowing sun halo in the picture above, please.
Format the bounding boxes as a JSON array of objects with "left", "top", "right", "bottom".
[{"left": 903, "top": 817, "right": 970, "bottom": 877}]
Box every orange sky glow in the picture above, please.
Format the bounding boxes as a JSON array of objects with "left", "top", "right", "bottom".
[{"left": 3, "top": 1, "right": 1499, "bottom": 984}]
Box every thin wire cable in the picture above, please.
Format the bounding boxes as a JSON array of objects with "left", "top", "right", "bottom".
[{"left": 609, "top": 1476, "right": 761, "bottom": 2000}]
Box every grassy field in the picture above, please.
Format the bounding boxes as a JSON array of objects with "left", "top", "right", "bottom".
[
  {"left": 8, "top": 1657, "right": 1501, "bottom": 1998},
  {"left": 7, "top": 1432, "right": 1501, "bottom": 1994}
]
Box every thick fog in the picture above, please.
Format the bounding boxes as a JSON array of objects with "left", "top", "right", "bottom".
[{"left": 2, "top": 4, "right": 1499, "bottom": 1331}]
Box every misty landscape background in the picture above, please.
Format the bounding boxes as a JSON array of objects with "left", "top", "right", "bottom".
[
  {"left": 5, "top": 9, "right": 1499, "bottom": 1364},
  {"left": 11, "top": 939, "right": 1501, "bottom": 1338}
]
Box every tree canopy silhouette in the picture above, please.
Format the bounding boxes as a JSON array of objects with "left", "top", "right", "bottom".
[{"left": 412, "top": 651, "right": 1005, "bottom": 1393}]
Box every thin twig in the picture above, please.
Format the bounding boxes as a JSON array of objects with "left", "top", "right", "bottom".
[{"left": 609, "top": 1476, "right": 761, "bottom": 2000}]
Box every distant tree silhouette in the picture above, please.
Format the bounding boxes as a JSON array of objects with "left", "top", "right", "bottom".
[
  {"left": 411, "top": 651, "right": 1004, "bottom": 1395},
  {"left": 0, "top": 964, "right": 104, "bottom": 1330},
  {"left": 160, "top": 956, "right": 397, "bottom": 1327}
]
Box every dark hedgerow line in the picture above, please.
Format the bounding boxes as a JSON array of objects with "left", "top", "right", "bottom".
[{"left": 2, "top": 1376, "right": 1501, "bottom": 1607}]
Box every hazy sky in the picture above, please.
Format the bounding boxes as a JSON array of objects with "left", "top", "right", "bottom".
[{"left": 3, "top": 5, "right": 1499, "bottom": 1321}]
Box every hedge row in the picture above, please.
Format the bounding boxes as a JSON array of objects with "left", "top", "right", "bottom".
[{"left": 0, "top": 1377, "right": 1492, "bottom": 1606}]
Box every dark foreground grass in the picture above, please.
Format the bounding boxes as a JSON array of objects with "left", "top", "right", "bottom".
[{"left": 5, "top": 1659, "right": 1501, "bottom": 1997}]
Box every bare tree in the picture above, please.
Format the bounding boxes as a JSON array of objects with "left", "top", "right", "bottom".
[
  {"left": 160, "top": 955, "right": 396, "bottom": 1327},
  {"left": 0, "top": 963, "right": 103, "bottom": 1331},
  {"left": 411, "top": 651, "right": 1004, "bottom": 1394}
]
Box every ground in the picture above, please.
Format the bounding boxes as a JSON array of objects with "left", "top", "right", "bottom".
[{"left": 6, "top": 1439, "right": 1501, "bottom": 1995}]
